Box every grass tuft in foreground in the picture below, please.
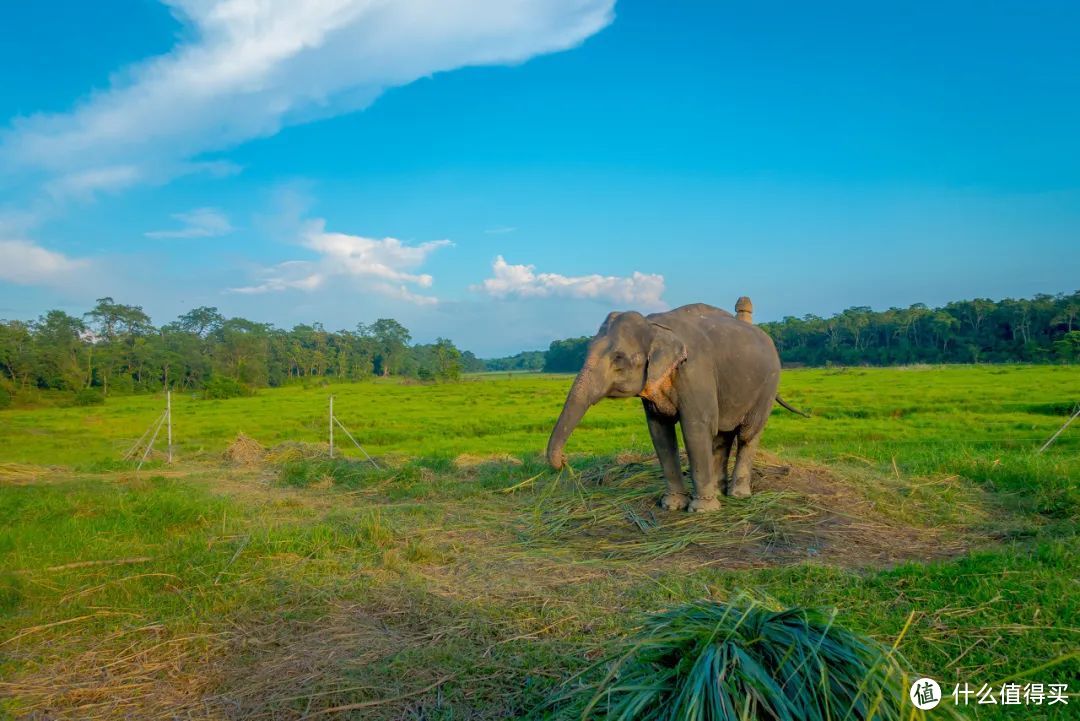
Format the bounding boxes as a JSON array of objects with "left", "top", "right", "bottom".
[{"left": 542, "top": 598, "right": 949, "bottom": 721}]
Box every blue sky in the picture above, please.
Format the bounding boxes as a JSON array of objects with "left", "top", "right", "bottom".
[{"left": 1, "top": 0, "right": 1078, "bottom": 356}]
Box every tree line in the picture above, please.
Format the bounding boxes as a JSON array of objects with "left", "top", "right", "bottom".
[
  {"left": 1, "top": 291, "right": 1076, "bottom": 406},
  {"left": 759, "top": 292, "right": 1079, "bottom": 366},
  {"left": 532, "top": 291, "right": 1080, "bottom": 372},
  {"left": 0, "top": 299, "right": 482, "bottom": 405}
]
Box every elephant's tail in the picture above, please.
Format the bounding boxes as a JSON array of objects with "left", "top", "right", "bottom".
[{"left": 775, "top": 395, "right": 810, "bottom": 417}]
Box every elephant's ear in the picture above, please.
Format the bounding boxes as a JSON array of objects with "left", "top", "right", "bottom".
[{"left": 640, "top": 323, "right": 686, "bottom": 415}]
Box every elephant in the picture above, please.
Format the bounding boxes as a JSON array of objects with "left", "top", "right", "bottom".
[{"left": 545, "top": 299, "right": 803, "bottom": 511}]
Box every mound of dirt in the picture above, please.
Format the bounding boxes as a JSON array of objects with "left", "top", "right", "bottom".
[{"left": 224, "top": 433, "right": 266, "bottom": 466}]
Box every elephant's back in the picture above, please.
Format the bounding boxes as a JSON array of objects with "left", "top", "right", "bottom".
[
  {"left": 651, "top": 303, "right": 781, "bottom": 376},
  {"left": 648, "top": 303, "right": 733, "bottom": 326}
]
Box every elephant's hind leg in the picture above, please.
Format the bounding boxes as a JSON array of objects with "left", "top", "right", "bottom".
[
  {"left": 645, "top": 410, "right": 689, "bottom": 511},
  {"left": 728, "top": 433, "right": 760, "bottom": 498},
  {"left": 713, "top": 432, "right": 736, "bottom": 494}
]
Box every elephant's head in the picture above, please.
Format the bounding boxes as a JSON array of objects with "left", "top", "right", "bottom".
[{"left": 546, "top": 311, "right": 686, "bottom": 470}]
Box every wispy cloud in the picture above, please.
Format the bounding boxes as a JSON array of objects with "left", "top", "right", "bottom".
[
  {"left": 146, "top": 207, "right": 234, "bottom": 239},
  {"left": 0, "top": 238, "right": 91, "bottom": 286},
  {"left": 44, "top": 165, "right": 142, "bottom": 201},
  {"left": 484, "top": 226, "right": 518, "bottom": 235},
  {"left": 475, "top": 255, "right": 666, "bottom": 308},
  {"left": 1, "top": 0, "right": 615, "bottom": 196},
  {"left": 229, "top": 219, "right": 450, "bottom": 305}
]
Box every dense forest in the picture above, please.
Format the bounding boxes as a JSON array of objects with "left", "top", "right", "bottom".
[{"left": 1, "top": 292, "right": 1076, "bottom": 406}]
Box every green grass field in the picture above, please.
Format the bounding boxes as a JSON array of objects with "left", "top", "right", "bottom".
[{"left": 1, "top": 366, "right": 1077, "bottom": 719}]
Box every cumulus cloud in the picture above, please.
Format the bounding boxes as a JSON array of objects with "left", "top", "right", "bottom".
[
  {"left": 146, "top": 207, "right": 234, "bottom": 239},
  {"left": 476, "top": 255, "right": 666, "bottom": 308},
  {"left": 0, "top": 238, "right": 91, "bottom": 286},
  {"left": 1, "top": 0, "right": 615, "bottom": 194},
  {"left": 229, "top": 219, "right": 450, "bottom": 304}
]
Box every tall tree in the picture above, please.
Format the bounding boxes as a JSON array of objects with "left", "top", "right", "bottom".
[
  {"left": 32, "top": 311, "right": 88, "bottom": 390},
  {"left": 367, "top": 319, "right": 411, "bottom": 376},
  {"left": 0, "top": 321, "right": 35, "bottom": 389},
  {"left": 176, "top": 306, "right": 225, "bottom": 337}
]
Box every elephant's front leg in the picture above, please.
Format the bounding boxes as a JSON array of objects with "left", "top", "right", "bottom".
[
  {"left": 683, "top": 421, "right": 721, "bottom": 512},
  {"left": 729, "top": 434, "right": 760, "bottom": 498},
  {"left": 645, "top": 410, "right": 689, "bottom": 511}
]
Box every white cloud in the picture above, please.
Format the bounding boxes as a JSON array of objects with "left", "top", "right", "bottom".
[
  {"left": 484, "top": 226, "right": 518, "bottom": 234},
  {"left": 1, "top": 0, "right": 615, "bottom": 193},
  {"left": 229, "top": 219, "right": 450, "bottom": 304},
  {"left": 476, "top": 255, "right": 666, "bottom": 308},
  {"left": 372, "top": 282, "right": 441, "bottom": 307},
  {"left": 0, "top": 239, "right": 91, "bottom": 286},
  {"left": 146, "top": 207, "right": 234, "bottom": 239}
]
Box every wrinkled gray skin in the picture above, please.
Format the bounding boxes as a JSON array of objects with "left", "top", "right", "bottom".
[{"left": 546, "top": 303, "right": 781, "bottom": 511}]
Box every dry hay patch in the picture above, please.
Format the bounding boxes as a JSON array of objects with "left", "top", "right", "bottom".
[
  {"left": 207, "top": 602, "right": 404, "bottom": 718},
  {"left": 0, "top": 462, "right": 67, "bottom": 486},
  {"left": 223, "top": 434, "right": 266, "bottom": 466},
  {"left": 453, "top": 452, "right": 523, "bottom": 470},
  {"left": 2, "top": 623, "right": 230, "bottom": 720},
  {"left": 223, "top": 434, "right": 335, "bottom": 468},
  {"left": 2, "top": 603, "right": 452, "bottom": 721},
  {"left": 5, "top": 602, "right": 457, "bottom": 720},
  {"left": 205, "top": 599, "right": 470, "bottom": 720},
  {"left": 524, "top": 452, "right": 984, "bottom": 570},
  {"left": 264, "top": 440, "right": 330, "bottom": 464}
]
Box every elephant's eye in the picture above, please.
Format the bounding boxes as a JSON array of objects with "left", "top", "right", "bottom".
[{"left": 612, "top": 351, "right": 629, "bottom": 367}]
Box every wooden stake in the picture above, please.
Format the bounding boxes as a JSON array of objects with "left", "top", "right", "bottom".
[{"left": 166, "top": 390, "right": 173, "bottom": 464}]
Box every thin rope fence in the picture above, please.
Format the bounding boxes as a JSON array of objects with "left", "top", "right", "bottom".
[
  {"left": 328, "top": 395, "right": 380, "bottom": 469},
  {"left": 121, "top": 391, "right": 174, "bottom": 473},
  {"left": 1037, "top": 404, "right": 1080, "bottom": 454}
]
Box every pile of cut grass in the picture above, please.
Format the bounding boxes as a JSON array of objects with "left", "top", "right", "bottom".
[
  {"left": 541, "top": 598, "right": 952, "bottom": 720},
  {"left": 277, "top": 457, "right": 377, "bottom": 488},
  {"left": 527, "top": 461, "right": 801, "bottom": 561},
  {"left": 275, "top": 451, "right": 553, "bottom": 504},
  {"left": 520, "top": 455, "right": 978, "bottom": 567},
  {"left": 222, "top": 433, "right": 265, "bottom": 466}
]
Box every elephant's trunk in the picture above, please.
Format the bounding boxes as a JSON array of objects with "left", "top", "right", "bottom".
[{"left": 546, "top": 357, "right": 606, "bottom": 470}]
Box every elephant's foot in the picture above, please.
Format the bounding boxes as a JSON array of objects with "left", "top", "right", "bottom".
[
  {"left": 726, "top": 479, "right": 752, "bottom": 498},
  {"left": 660, "top": 491, "right": 691, "bottom": 511},
  {"left": 688, "top": 495, "right": 722, "bottom": 513}
]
